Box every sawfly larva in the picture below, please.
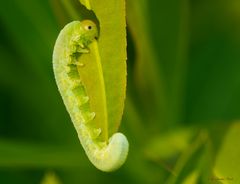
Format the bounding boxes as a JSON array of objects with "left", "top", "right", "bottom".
[{"left": 53, "top": 20, "right": 129, "bottom": 172}]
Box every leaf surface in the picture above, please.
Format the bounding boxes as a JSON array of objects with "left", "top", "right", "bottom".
[
  {"left": 214, "top": 122, "right": 240, "bottom": 183},
  {"left": 79, "top": 0, "right": 127, "bottom": 137}
]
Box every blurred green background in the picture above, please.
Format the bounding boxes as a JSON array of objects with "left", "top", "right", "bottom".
[{"left": 1, "top": 0, "right": 240, "bottom": 183}]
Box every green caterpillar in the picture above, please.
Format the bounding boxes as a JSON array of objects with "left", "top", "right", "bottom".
[{"left": 53, "top": 20, "right": 129, "bottom": 172}]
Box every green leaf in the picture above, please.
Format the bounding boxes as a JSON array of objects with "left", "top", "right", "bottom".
[
  {"left": 166, "top": 131, "right": 208, "bottom": 184},
  {"left": 0, "top": 139, "right": 86, "bottom": 168},
  {"left": 79, "top": 0, "right": 127, "bottom": 136},
  {"left": 40, "top": 172, "right": 62, "bottom": 184},
  {"left": 144, "top": 128, "right": 194, "bottom": 160},
  {"left": 182, "top": 171, "right": 199, "bottom": 184},
  {"left": 214, "top": 122, "right": 240, "bottom": 183}
]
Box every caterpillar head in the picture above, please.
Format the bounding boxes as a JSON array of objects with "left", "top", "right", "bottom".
[{"left": 81, "top": 20, "right": 98, "bottom": 45}]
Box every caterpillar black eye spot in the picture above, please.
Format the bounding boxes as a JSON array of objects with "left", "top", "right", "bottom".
[{"left": 88, "top": 26, "right": 92, "bottom": 30}]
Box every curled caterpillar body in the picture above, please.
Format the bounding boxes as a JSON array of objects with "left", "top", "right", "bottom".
[{"left": 53, "top": 20, "right": 129, "bottom": 172}]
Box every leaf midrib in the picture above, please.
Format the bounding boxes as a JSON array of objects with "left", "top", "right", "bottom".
[{"left": 92, "top": 41, "right": 109, "bottom": 141}]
